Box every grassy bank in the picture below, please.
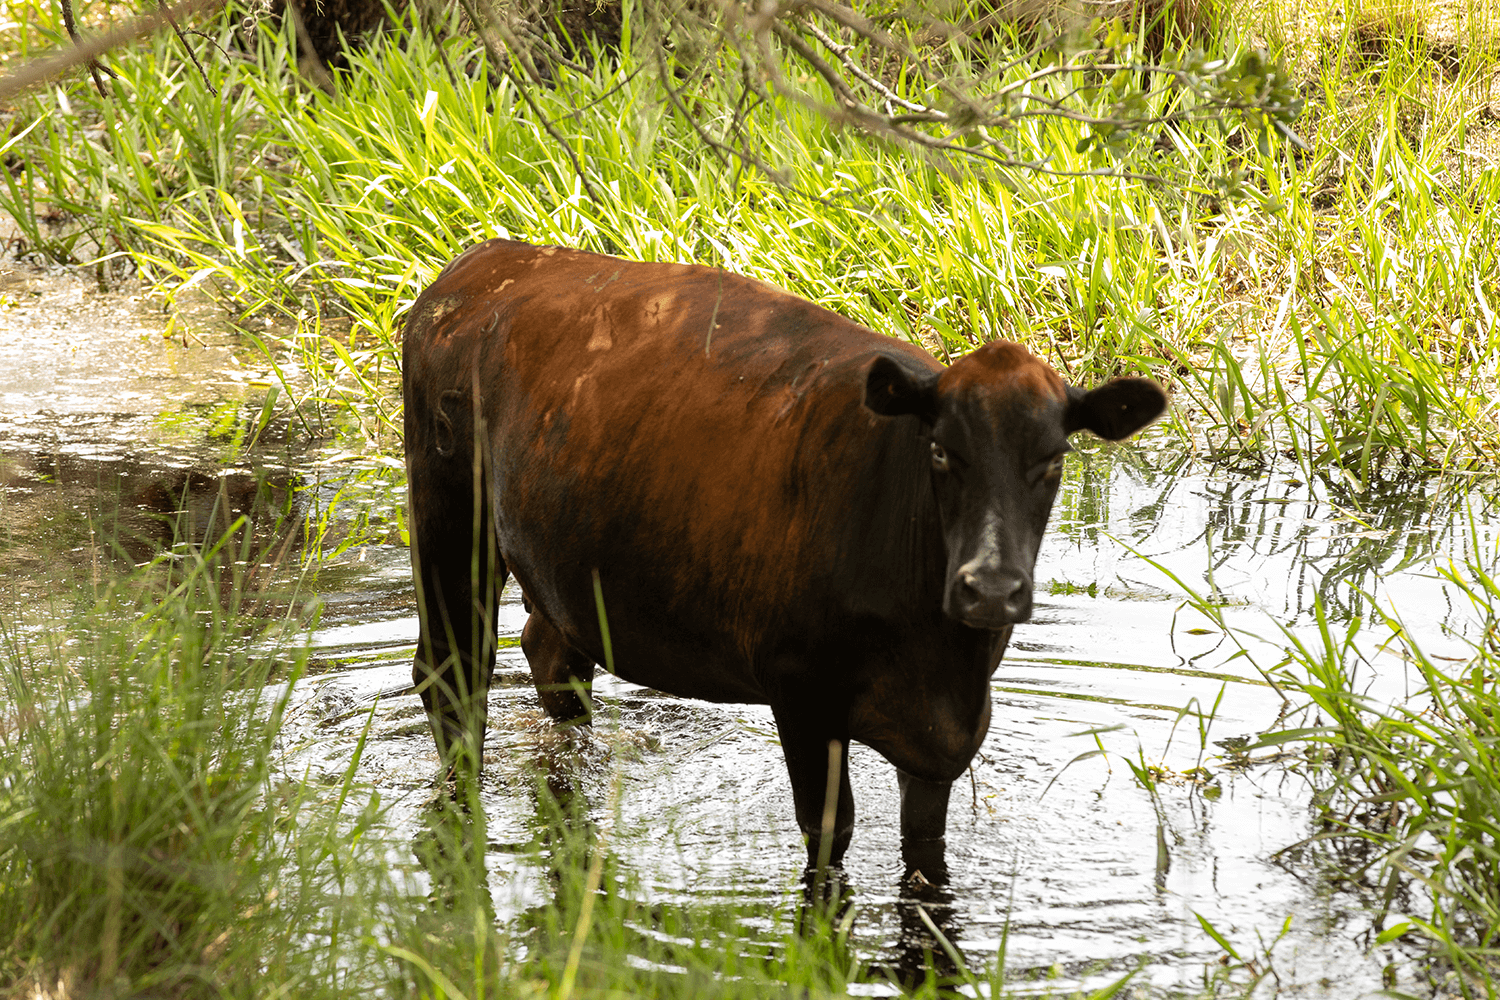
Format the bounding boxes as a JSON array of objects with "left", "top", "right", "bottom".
[{"left": 2, "top": 0, "right": 1499, "bottom": 474}]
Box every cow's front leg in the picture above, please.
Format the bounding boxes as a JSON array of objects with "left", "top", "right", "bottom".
[
  {"left": 897, "top": 769, "right": 952, "bottom": 882},
  {"left": 771, "top": 702, "right": 855, "bottom": 870},
  {"left": 521, "top": 609, "right": 594, "bottom": 726}
]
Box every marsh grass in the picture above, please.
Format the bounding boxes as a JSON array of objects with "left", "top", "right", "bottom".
[
  {"left": 1151, "top": 526, "right": 1500, "bottom": 986},
  {"left": 3, "top": 0, "right": 1498, "bottom": 470},
  {"left": 1257, "top": 558, "right": 1500, "bottom": 980},
  {"left": 0, "top": 534, "right": 402, "bottom": 997}
]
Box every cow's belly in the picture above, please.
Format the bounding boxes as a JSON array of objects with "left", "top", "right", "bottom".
[{"left": 501, "top": 542, "right": 771, "bottom": 705}]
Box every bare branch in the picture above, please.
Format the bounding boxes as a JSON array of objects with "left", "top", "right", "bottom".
[
  {"left": 158, "top": 0, "right": 217, "bottom": 95},
  {"left": 57, "top": 0, "right": 117, "bottom": 98},
  {"left": 798, "top": 18, "right": 937, "bottom": 117},
  {"left": 0, "top": 0, "right": 221, "bottom": 104}
]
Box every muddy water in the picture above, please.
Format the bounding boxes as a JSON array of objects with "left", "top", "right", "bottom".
[{"left": 4, "top": 260, "right": 1497, "bottom": 997}]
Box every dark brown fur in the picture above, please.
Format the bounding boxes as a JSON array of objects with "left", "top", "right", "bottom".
[{"left": 404, "top": 238, "right": 1167, "bottom": 870}]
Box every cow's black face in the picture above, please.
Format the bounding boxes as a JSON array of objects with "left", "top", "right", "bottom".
[
  {"left": 864, "top": 343, "right": 1168, "bottom": 630},
  {"left": 926, "top": 392, "right": 1070, "bottom": 627}
]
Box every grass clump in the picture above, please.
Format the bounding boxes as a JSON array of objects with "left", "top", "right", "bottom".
[
  {"left": 0, "top": 545, "right": 396, "bottom": 997},
  {"left": 1224, "top": 549, "right": 1500, "bottom": 987},
  {"left": 2, "top": 0, "right": 1498, "bottom": 473}
]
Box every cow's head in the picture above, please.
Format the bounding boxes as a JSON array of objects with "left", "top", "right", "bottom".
[{"left": 864, "top": 342, "right": 1167, "bottom": 629}]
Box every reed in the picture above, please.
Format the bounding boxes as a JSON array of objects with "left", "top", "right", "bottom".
[{"left": 2, "top": 0, "right": 1496, "bottom": 470}]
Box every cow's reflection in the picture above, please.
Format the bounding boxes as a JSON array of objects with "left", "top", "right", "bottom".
[
  {"left": 414, "top": 730, "right": 974, "bottom": 992},
  {"left": 889, "top": 846, "right": 968, "bottom": 988},
  {"left": 414, "top": 791, "right": 495, "bottom": 923},
  {"left": 801, "top": 841, "right": 969, "bottom": 990},
  {"left": 0, "top": 448, "right": 306, "bottom": 590}
]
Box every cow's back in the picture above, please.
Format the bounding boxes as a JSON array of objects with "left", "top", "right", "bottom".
[{"left": 404, "top": 239, "right": 944, "bottom": 702}]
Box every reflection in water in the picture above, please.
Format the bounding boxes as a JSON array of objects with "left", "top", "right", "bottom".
[
  {"left": 880, "top": 864, "right": 970, "bottom": 988},
  {"left": 0, "top": 445, "right": 307, "bottom": 599},
  {"left": 1053, "top": 443, "right": 1497, "bottom": 634},
  {"left": 414, "top": 794, "right": 496, "bottom": 925}
]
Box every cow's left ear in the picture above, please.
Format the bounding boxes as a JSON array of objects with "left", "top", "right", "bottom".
[
  {"left": 864, "top": 354, "right": 940, "bottom": 422},
  {"left": 1065, "top": 377, "right": 1168, "bottom": 440}
]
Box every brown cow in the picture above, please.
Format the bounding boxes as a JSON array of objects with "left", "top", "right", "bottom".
[{"left": 403, "top": 238, "right": 1166, "bottom": 870}]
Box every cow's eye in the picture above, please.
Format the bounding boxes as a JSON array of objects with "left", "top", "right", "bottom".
[
  {"left": 1046, "top": 454, "right": 1066, "bottom": 478},
  {"left": 930, "top": 442, "right": 950, "bottom": 472}
]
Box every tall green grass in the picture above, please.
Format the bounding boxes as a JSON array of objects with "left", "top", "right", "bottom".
[
  {"left": 0, "top": 536, "right": 399, "bottom": 996},
  {"left": 1151, "top": 527, "right": 1500, "bottom": 987},
  {"left": 3, "top": 0, "right": 1497, "bottom": 470},
  {"left": 1255, "top": 554, "right": 1500, "bottom": 985}
]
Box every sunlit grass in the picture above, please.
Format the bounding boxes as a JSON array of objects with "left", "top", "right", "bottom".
[{"left": 2, "top": 0, "right": 1498, "bottom": 472}]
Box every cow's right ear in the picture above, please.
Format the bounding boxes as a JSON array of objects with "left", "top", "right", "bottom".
[{"left": 863, "top": 354, "right": 940, "bottom": 422}]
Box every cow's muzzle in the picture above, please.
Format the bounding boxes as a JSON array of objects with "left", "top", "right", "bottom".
[{"left": 946, "top": 562, "right": 1032, "bottom": 629}]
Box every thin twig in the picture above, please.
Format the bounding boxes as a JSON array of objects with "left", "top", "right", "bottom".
[
  {"left": 454, "top": 0, "right": 602, "bottom": 206},
  {"left": 507, "top": 63, "right": 603, "bottom": 206},
  {"left": 797, "top": 0, "right": 983, "bottom": 121},
  {"left": 800, "top": 19, "right": 933, "bottom": 116},
  {"left": 415, "top": 0, "right": 464, "bottom": 92},
  {"left": 159, "top": 0, "right": 217, "bottom": 95},
  {"left": 0, "top": 0, "right": 218, "bottom": 103},
  {"left": 57, "top": 0, "right": 115, "bottom": 98}
]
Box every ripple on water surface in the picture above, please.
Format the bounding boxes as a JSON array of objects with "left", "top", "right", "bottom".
[{"left": 297, "top": 446, "right": 1497, "bottom": 997}]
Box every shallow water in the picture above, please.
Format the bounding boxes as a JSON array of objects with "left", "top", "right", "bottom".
[
  {"left": 4, "top": 260, "right": 1497, "bottom": 997},
  {"left": 281, "top": 450, "right": 1500, "bottom": 998}
]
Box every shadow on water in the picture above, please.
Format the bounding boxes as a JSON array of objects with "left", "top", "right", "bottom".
[{"left": 8, "top": 262, "right": 1500, "bottom": 995}]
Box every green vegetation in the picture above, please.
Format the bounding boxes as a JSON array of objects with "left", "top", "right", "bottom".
[
  {"left": 1261, "top": 554, "right": 1500, "bottom": 990},
  {"left": 3, "top": 0, "right": 1500, "bottom": 994},
  {"left": 1148, "top": 532, "right": 1500, "bottom": 991},
  {"left": 0, "top": 542, "right": 1143, "bottom": 998},
  {"left": 0, "top": 544, "right": 394, "bottom": 996},
  {"left": 4, "top": 0, "right": 1499, "bottom": 474}
]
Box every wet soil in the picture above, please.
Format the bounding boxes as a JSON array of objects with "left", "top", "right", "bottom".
[{"left": 4, "top": 259, "right": 1496, "bottom": 997}]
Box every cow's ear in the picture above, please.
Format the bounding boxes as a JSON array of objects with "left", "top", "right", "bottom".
[
  {"left": 864, "top": 354, "right": 940, "bottom": 421},
  {"left": 1065, "top": 377, "right": 1168, "bottom": 440}
]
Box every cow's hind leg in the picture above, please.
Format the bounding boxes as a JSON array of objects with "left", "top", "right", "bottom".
[
  {"left": 772, "top": 702, "right": 855, "bottom": 870},
  {"left": 521, "top": 611, "right": 594, "bottom": 725}
]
